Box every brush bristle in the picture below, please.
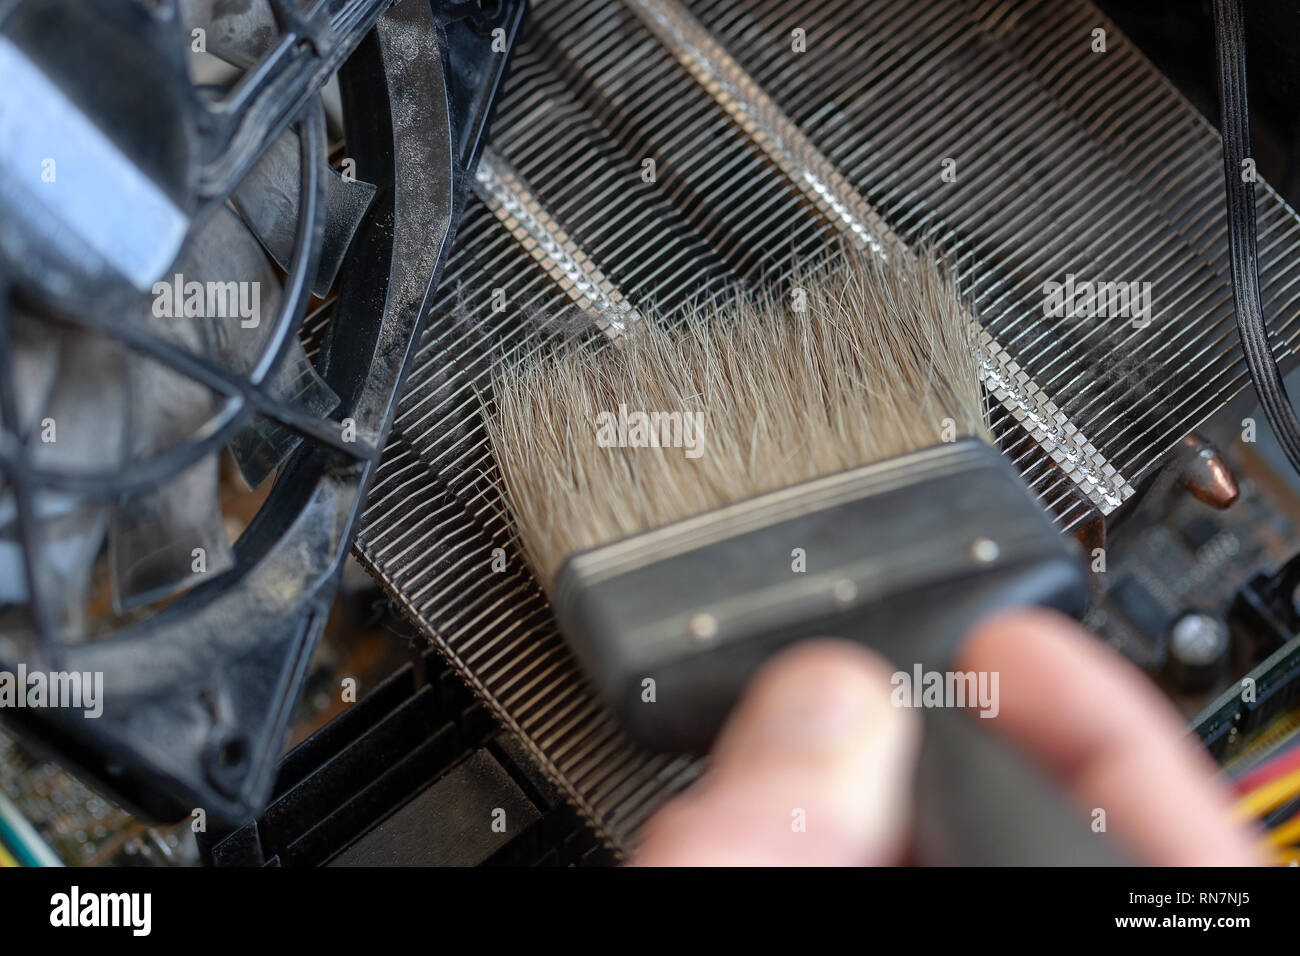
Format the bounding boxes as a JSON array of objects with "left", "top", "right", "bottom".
[{"left": 483, "top": 248, "right": 991, "bottom": 590}]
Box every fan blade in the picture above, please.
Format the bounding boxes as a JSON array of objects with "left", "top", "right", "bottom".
[
  {"left": 230, "top": 126, "right": 377, "bottom": 296},
  {"left": 0, "top": 491, "right": 108, "bottom": 638},
  {"left": 1, "top": 325, "right": 127, "bottom": 636},
  {"left": 111, "top": 272, "right": 231, "bottom": 610},
  {"left": 175, "top": 204, "right": 282, "bottom": 368},
  {"left": 108, "top": 352, "right": 232, "bottom": 611},
  {"left": 225, "top": 318, "right": 342, "bottom": 487},
  {"left": 109, "top": 177, "right": 354, "bottom": 606},
  {"left": 182, "top": 207, "right": 341, "bottom": 487},
  {"left": 109, "top": 456, "right": 233, "bottom": 613},
  {"left": 178, "top": 0, "right": 277, "bottom": 70},
  {"left": 1, "top": 310, "right": 62, "bottom": 612},
  {"left": 26, "top": 323, "right": 128, "bottom": 474},
  {"left": 10, "top": 305, "right": 59, "bottom": 438},
  {"left": 0, "top": 483, "right": 18, "bottom": 606}
]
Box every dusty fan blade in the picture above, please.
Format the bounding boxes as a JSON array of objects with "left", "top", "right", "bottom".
[
  {"left": 0, "top": 491, "right": 109, "bottom": 638},
  {"left": 228, "top": 337, "right": 341, "bottom": 488},
  {"left": 0, "top": 325, "right": 127, "bottom": 636},
  {"left": 226, "top": 301, "right": 342, "bottom": 489},
  {"left": 110, "top": 256, "right": 232, "bottom": 611},
  {"left": 178, "top": 0, "right": 276, "bottom": 70},
  {"left": 10, "top": 305, "right": 59, "bottom": 438},
  {"left": 110, "top": 456, "right": 232, "bottom": 613},
  {"left": 178, "top": 0, "right": 369, "bottom": 284},
  {"left": 0, "top": 481, "right": 15, "bottom": 607},
  {"left": 181, "top": 206, "right": 341, "bottom": 487},
  {"left": 26, "top": 324, "right": 128, "bottom": 477},
  {"left": 230, "top": 126, "right": 377, "bottom": 296},
  {"left": 109, "top": 349, "right": 233, "bottom": 612}
]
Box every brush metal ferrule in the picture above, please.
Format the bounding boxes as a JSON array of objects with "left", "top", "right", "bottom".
[{"left": 551, "top": 438, "right": 1087, "bottom": 753}]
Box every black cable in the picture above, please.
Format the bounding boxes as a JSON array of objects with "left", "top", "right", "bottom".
[
  {"left": 1263, "top": 788, "right": 1300, "bottom": 830},
  {"left": 1212, "top": 0, "right": 1300, "bottom": 477}
]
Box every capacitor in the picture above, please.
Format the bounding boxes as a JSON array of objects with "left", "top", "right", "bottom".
[
  {"left": 1166, "top": 612, "right": 1232, "bottom": 692},
  {"left": 1177, "top": 433, "right": 1240, "bottom": 510}
]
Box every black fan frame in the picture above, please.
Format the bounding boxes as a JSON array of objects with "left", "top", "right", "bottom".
[{"left": 0, "top": 0, "right": 525, "bottom": 826}]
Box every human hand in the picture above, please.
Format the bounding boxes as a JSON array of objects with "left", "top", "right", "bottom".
[{"left": 633, "top": 608, "right": 1263, "bottom": 866}]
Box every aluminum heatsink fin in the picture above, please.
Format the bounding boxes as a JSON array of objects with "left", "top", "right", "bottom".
[{"left": 355, "top": 0, "right": 1300, "bottom": 856}]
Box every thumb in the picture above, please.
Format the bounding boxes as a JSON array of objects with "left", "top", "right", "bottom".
[{"left": 633, "top": 640, "right": 920, "bottom": 866}]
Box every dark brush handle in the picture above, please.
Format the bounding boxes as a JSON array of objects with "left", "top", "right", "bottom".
[
  {"left": 555, "top": 441, "right": 1134, "bottom": 864},
  {"left": 913, "top": 705, "right": 1130, "bottom": 865}
]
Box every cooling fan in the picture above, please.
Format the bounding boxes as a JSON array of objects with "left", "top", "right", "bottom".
[{"left": 0, "top": 0, "right": 522, "bottom": 824}]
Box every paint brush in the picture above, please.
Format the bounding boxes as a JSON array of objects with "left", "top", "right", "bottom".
[{"left": 483, "top": 247, "right": 1126, "bottom": 865}]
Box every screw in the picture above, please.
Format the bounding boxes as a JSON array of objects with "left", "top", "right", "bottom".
[
  {"left": 688, "top": 613, "right": 718, "bottom": 642},
  {"left": 971, "top": 537, "right": 1000, "bottom": 563},
  {"left": 830, "top": 578, "right": 857, "bottom": 607}
]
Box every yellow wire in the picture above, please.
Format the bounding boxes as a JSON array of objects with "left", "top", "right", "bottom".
[
  {"left": 1271, "top": 812, "right": 1300, "bottom": 848},
  {"left": 0, "top": 842, "right": 19, "bottom": 868},
  {"left": 1235, "top": 765, "right": 1300, "bottom": 820}
]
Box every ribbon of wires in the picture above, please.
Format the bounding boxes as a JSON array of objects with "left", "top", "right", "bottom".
[{"left": 1212, "top": 0, "right": 1300, "bottom": 476}]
